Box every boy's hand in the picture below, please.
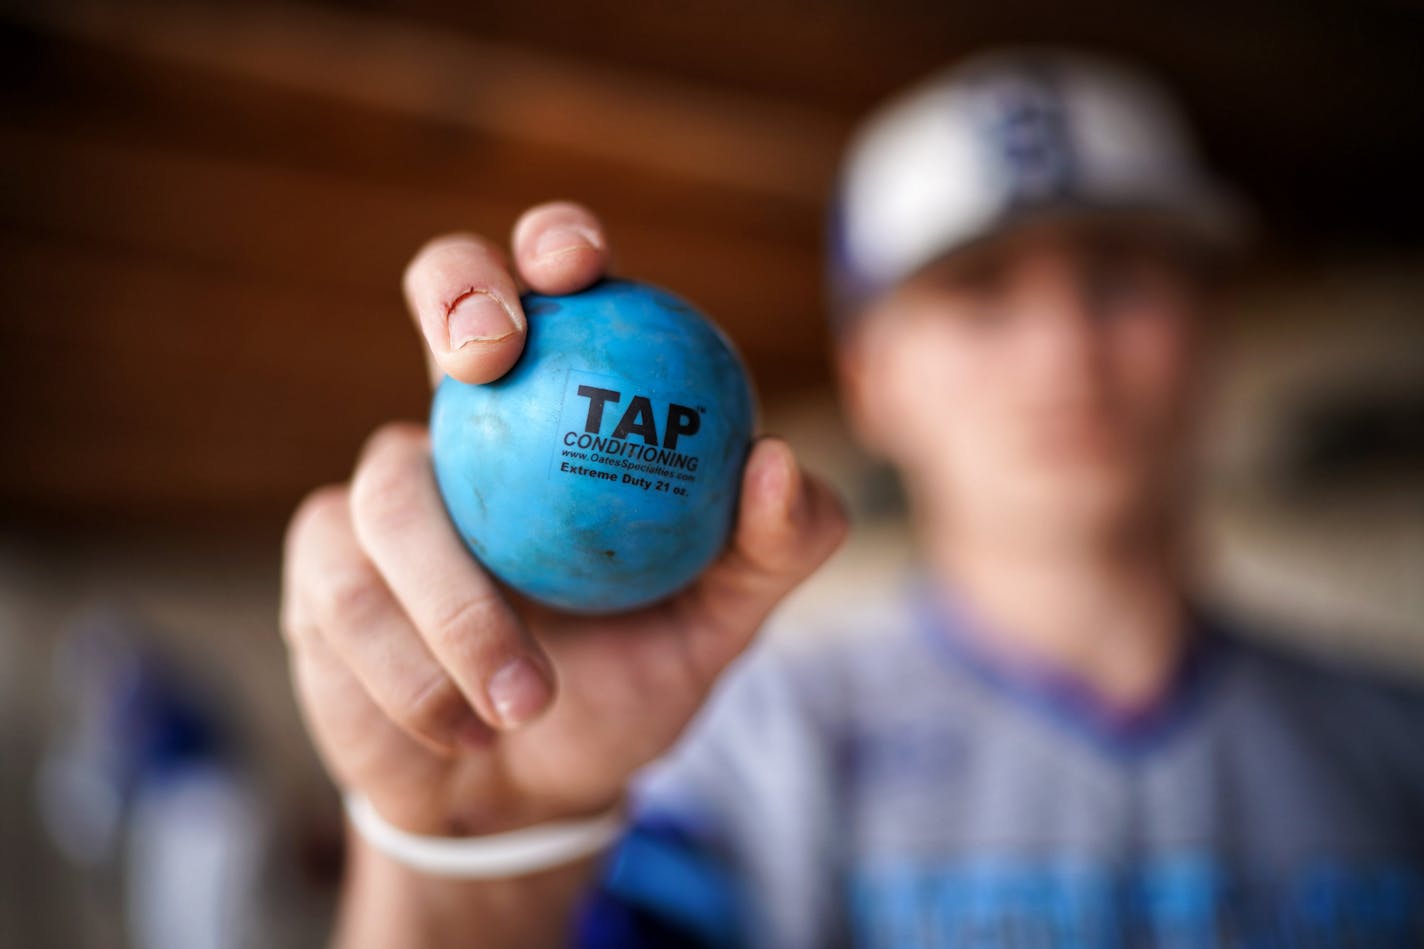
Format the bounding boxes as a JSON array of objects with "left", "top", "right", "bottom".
[{"left": 281, "top": 202, "right": 847, "bottom": 839}]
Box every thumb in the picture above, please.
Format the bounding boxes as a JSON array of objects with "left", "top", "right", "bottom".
[{"left": 675, "top": 436, "right": 849, "bottom": 678}]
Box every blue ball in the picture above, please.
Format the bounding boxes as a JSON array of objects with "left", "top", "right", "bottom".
[{"left": 430, "top": 279, "right": 756, "bottom": 614}]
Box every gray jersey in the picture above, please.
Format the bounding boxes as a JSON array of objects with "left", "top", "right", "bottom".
[{"left": 610, "top": 586, "right": 1424, "bottom": 948}]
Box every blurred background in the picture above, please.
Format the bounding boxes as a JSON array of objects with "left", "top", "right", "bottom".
[{"left": 1, "top": 1, "right": 1421, "bottom": 946}]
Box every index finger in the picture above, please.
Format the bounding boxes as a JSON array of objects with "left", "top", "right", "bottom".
[
  {"left": 402, "top": 233, "right": 527, "bottom": 387},
  {"left": 403, "top": 206, "right": 612, "bottom": 389}
]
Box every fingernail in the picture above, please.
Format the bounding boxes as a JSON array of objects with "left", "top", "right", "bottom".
[
  {"left": 763, "top": 441, "right": 806, "bottom": 525},
  {"left": 487, "top": 656, "right": 553, "bottom": 729},
  {"left": 755, "top": 439, "right": 792, "bottom": 500},
  {"left": 533, "top": 225, "right": 599, "bottom": 262},
  {"left": 447, "top": 291, "right": 518, "bottom": 349}
]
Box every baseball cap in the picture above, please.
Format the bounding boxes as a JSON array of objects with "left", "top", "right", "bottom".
[{"left": 829, "top": 49, "right": 1249, "bottom": 318}]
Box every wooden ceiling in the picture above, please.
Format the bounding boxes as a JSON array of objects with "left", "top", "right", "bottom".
[{"left": 1, "top": 0, "right": 1420, "bottom": 533}]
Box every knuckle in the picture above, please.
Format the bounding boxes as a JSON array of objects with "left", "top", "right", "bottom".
[
  {"left": 316, "top": 559, "right": 389, "bottom": 628},
  {"left": 358, "top": 421, "right": 428, "bottom": 468},
  {"left": 637, "top": 630, "right": 703, "bottom": 698},
  {"left": 351, "top": 425, "right": 430, "bottom": 533},
  {"left": 425, "top": 588, "right": 509, "bottom": 653},
  {"left": 286, "top": 484, "right": 349, "bottom": 553},
  {"left": 282, "top": 484, "right": 353, "bottom": 646},
  {"left": 278, "top": 610, "right": 318, "bottom": 653},
  {"left": 393, "top": 672, "right": 469, "bottom": 742},
  {"left": 278, "top": 584, "right": 321, "bottom": 653},
  {"left": 743, "top": 525, "right": 803, "bottom": 580}
]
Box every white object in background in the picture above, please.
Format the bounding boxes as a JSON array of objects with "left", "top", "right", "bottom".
[{"left": 126, "top": 765, "right": 264, "bottom": 949}]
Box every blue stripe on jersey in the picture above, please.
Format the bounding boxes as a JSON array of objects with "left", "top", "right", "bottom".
[
  {"left": 579, "top": 816, "right": 744, "bottom": 949},
  {"left": 849, "top": 856, "right": 1424, "bottom": 948}
]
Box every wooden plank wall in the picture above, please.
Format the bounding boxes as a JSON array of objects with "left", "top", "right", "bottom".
[{"left": 2, "top": 0, "right": 1420, "bottom": 533}]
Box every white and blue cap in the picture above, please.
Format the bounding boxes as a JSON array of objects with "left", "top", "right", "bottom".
[{"left": 830, "top": 49, "right": 1249, "bottom": 318}]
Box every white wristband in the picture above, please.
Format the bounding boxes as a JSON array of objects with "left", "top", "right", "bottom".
[{"left": 344, "top": 792, "right": 625, "bottom": 879}]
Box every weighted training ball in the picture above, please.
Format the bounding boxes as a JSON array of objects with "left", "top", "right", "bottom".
[{"left": 430, "top": 278, "right": 756, "bottom": 614}]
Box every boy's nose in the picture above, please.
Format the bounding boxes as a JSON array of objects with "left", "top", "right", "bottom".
[{"left": 1016, "top": 287, "right": 1108, "bottom": 407}]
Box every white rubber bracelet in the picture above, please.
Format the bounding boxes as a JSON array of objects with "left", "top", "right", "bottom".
[{"left": 344, "top": 792, "right": 624, "bottom": 879}]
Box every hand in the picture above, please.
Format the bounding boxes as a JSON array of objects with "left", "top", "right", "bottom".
[{"left": 281, "top": 202, "right": 848, "bottom": 840}]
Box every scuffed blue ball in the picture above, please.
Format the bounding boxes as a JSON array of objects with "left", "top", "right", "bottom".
[{"left": 430, "top": 279, "right": 756, "bottom": 614}]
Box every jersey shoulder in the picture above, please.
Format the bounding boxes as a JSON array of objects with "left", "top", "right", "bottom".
[
  {"left": 1224, "top": 621, "right": 1424, "bottom": 715},
  {"left": 1217, "top": 618, "right": 1424, "bottom": 779}
]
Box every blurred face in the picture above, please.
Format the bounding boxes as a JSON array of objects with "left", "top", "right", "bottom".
[{"left": 841, "top": 220, "right": 1209, "bottom": 547}]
